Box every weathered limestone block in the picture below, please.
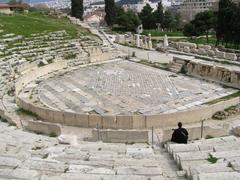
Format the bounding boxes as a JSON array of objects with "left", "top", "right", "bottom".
[
  {"left": 190, "top": 163, "right": 234, "bottom": 180},
  {"left": 225, "top": 52, "right": 237, "bottom": 61},
  {"left": 116, "top": 115, "right": 132, "bottom": 129},
  {"left": 102, "top": 115, "right": 117, "bottom": 129},
  {"left": 58, "top": 135, "right": 78, "bottom": 145},
  {"left": 88, "top": 114, "right": 102, "bottom": 128},
  {"left": 183, "top": 46, "right": 190, "bottom": 53},
  {"left": 132, "top": 115, "right": 145, "bottom": 129},
  {"left": 232, "top": 126, "right": 240, "bottom": 136},
  {"left": 117, "top": 167, "right": 162, "bottom": 176},
  {"left": 197, "top": 172, "right": 240, "bottom": 180},
  {"left": 0, "top": 156, "right": 22, "bottom": 168},
  {"left": 92, "top": 129, "right": 149, "bottom": 143},
  {"left": 210, "top": 150, "right": 240, "bottom": 159},
  {"left": 198, "top": 45, "right": 212, "bottom": 51},
  {"left": 22, "top": 120, "right": 61, "bottom": 136},
  {"left": 216, "top": 51, "right": 226, "bottom": 59},
  {"left": 0, "top": 168, "right": 40, "bottom": 180},
  {"left": 198, "top": 48, "right": 208, "bottom": 56},
  {"left": 176, "top": 42, "right": 197, "bottom": 49},
  {"left": 207, "top": 50, "right": 215, "bottom": 57},
  {"left": 190, "top": 48, "right": 198, "bottom": 54}
]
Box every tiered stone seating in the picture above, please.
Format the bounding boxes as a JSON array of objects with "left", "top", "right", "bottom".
[
  {"left": 0, "top": 30, "right": 104, "bottom": 114},
  {"left": 2, "top": 31, "right": 88, "bottom": 65},
  {"left": 166, "top": 136, "right": 240, "bottom": 180},
  {"left": 0, "top": 119, "right": 181, "bottom": 180}
]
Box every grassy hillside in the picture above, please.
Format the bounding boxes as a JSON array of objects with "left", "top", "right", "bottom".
[{"left": 0, "top": 12, "right": 89, "bottom": 37}]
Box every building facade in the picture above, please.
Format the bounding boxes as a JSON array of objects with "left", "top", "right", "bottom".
[{"left": 177, "top": 0, "right": 219, "bottom": 23}]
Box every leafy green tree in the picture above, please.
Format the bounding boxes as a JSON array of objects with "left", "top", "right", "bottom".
[
  {"left": 116, "top": 9, "right": 140, "bottom": 31},
  {"left": 8, "top": 0, "right": 17, "bottom": 5},
  {"left": 183, "top": 23, "right": 198, "bottom": 38},
  {"left": 162, "top": 10, "right": 174, "bottom": 31},
  {"left": 153, "top": 1, "right": 164, "bottom": 26},
  {"left": 216, "top": 0, "right": 240, "bottom": 48},
  {"left": 139, "top": 4, "right": 156, "bottom": 29},
  {"left": 104, "top": 0, "right": 116, "bottom": 26},
  {"left": 193, "top": 11, "right": 215, "bottom": 43},
  {"left": 71, "top": 0, "right": 83, "bottom": 20},
  {"left": 172, "top": 12, "right": 181, "bottom": 31}
]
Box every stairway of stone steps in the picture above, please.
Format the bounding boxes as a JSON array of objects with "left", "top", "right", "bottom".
[
  {"left": 166, "top": 136, "right": 240, "bottom": 180},
  {"left": 169, "top": 62, "right": 184, "bottom": 73},
  {"left": 0, "top": 120, "right": 187, "bottom": 180}
]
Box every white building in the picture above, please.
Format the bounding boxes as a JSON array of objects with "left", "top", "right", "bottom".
[
  {"left": 178, "top": 0, "right": 219, "bottom": 23},
  {"left": 123, "top": 0, "right": 159, "bottom": 13}
]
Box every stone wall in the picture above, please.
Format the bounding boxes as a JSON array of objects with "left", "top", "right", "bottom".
[
  {"left": 88, "top": 47, "right": 112, "bottom": 63},
  {"left": 170, "top": 42, "right": 239, "bottom": 61},
  {"left": 15, "top": 61, "right": 67, "bottom": 95},
  {"left": 187, "top": 61, "right": 240, "bottom": 88},
  {"left": 91, "top": 128, "right": 149, "bottom": 143},
  {"left": 170, "top": 57, "right": 240, "bottom": 88},
  {"left": 15, "top": 58, "right": 240, "bottom": 130},
  {"left": 22, "top": 119, "right": 62, "bottom": 136},
  {"left": 16, "top": 94, "right": 240, "bottom": 129}
]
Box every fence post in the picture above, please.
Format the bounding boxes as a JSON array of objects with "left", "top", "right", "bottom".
[
  {"left": 152, "top": 126, "right": 154, "bottom": 148},
  {"left": 97, "top": 123, "right": 100, "bottom": 141},
  {"left": 201, "top": 119, "right": 204, "bottom": 139}
]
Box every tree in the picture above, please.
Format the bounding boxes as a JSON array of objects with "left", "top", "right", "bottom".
[
  {"left": 216, "top": 0, "right": 240, "bottom": 48},
  {"left": 71, "top": 0, "right": 83, "bottom": 20},
  {"left": 105, "top": 0, "right": 116, "bottom": 26},
  {"left": 139, "top": 4, "right": 156, "bottom": 29},
  {"left": 162, "top": 10, "right": 174, "bottom": 31},
  {"left": 193, "top": 11, "right": 215, "bottom": 43},
  {"left": 116, "top": 9, "right": 141, "bottom": 31},
  {"left": 8, "top": 0, "right": 17, "bottom": 5},
  {"left": 183, "top": 23, "right": 198, "bottom": 38},
  {"left": 153, "top": 1, "right": 164, "bottom": 27}
]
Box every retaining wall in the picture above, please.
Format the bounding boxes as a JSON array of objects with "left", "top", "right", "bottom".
[
  {"left": 15, "top": 61, "right": 240, "bottom": 129},
  {"left": 22, "top": 119, "right": 62, "bottom": 136},
  {"left": 16, "top": 96, "right": 240, "bottom": 129},
  {"left": 15, "top": 61, "right": 67, "bottom": 95},
  {"left": 91, "top": 128, "right": 149, "bottom": 143}
]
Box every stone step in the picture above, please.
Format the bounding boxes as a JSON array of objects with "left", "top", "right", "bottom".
[
  {"left": 197, "top": 172, "right": 240, "bottom": 180},
  {"left": 41, "top": 174, "right": 165, "bottom": 180},
  {"left": 190, "top": 163, "right": 234, "bottom": 180}
]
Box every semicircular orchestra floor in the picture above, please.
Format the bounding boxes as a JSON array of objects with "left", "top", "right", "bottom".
[{"left": 38, "top": 60, "right": 236, "bottom": 115}]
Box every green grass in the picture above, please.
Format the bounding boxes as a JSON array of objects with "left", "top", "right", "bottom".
[
  {"left": 142, "top": 30, "right": 183, "bottom": 37},
  {"left": 186, "top": 36, "right": 217, "bottom": 45},
  {"left": 204, "top": 91, "right": 240, "bottom": 105},
  {"left": 0, "top": 12, "right": 90, "bottom": 37},
  {"left": 207, "top": 154, "right": 219, "bottom": 164}
]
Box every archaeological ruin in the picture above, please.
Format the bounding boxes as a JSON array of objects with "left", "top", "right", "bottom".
[{"left": 0, "top": 13, "right": 240, "bottom": 180}]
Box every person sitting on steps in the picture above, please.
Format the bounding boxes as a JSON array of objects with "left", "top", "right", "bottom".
[{"left": 171, "top": 122, "right": 189, "bottom": 144}]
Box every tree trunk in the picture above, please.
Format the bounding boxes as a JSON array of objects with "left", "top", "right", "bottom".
[{"left": 206, "top": 31, "right": 209, "bottom": 44}]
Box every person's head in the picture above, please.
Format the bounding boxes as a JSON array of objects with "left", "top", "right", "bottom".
[{"left": 178, "top": 122, "right": 182, "bottom": 128}]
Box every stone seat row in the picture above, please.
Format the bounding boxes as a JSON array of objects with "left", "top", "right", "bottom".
[
  {"left": 166, "top": 136, "right": 240, "bottom": 180},
  {"left": 0, "top": 120, "right": 166, "bottom": 180}
]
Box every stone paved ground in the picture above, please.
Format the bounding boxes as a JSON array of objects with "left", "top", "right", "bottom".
[{"left": 38, "top": 60, "right": 236, "bottom": 115}]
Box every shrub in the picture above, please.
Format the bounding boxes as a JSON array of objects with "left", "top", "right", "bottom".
[{"left": 207, "top": 154, "right": 218, "bottom": 163}]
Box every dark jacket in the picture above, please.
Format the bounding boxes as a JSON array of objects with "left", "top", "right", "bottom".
[{"left": 171, "top": 128, "right": 189, "bottom": 144}]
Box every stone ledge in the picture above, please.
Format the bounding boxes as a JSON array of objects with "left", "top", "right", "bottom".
[
  {"left": 22, "top": 119, "right": 62, "bottom": 136},
  {"left": 90, "top": 128, "right": 149, "bottom": 143}
]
